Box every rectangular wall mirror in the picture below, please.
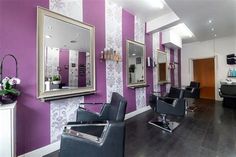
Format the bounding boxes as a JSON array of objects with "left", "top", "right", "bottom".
[
  {"left": 157, "top": 50, "right": 168, "bottom": 84},
  {"left": 37, "top": 7, "right": 95, "bottom": 101},
  {"left": 126, "top": 40, "right": 146, "bottom": 88}
]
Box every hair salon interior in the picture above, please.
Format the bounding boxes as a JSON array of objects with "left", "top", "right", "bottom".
[{"left": 0, "top": 0, "right": 236, "bottom": 157}]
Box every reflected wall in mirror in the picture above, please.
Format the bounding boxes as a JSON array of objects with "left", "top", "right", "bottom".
[
  {"left": 126, "top": 40, "right": 146, "bottom": 87},
  {"left": 37, "top": 7, "right": 95, "bottom": 100},
  {"left": 157, "top": 50, "right": 168, "bottom": 83}
]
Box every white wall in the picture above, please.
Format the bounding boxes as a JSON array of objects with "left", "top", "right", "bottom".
[{"left": 181, "top": 35, "right": 236, "bottom": 100}]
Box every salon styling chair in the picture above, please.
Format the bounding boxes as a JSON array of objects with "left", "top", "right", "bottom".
[
  {"left": 59, "top": 121, "right": 125, "bottom": 157},
  {"left": 184, "top": 81, "right": 200, "bottom": 111},
  {"left": 76, "top": 92, "right": 127, "bottom": 123},
  {"left": 149, "top": 87, "right": 185, "bottom": 133},
  {"left": 219, "top": 84, "right": 236, "bottom": 108}
]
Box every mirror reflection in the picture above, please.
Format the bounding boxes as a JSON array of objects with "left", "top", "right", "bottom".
[
  {"left": 127, "top": 40, "right": 146, "bottom": 87},
  {"left": 44, "top": 16, "right": 92, "bottom": 91},
  {"left": 157, "top": 51, "right": 168, "bottom": 83},
  {"left": 37, "top": 7, "right": 95, "bottom": 100}
]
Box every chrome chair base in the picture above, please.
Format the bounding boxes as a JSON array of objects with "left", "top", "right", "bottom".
[{"left": 148, "top": 119, "right": 180, "bottom": 133}]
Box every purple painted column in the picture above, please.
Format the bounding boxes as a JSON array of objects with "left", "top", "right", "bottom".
[
  {"left": 0, "top": 0, "right": 50, "bottom": 155},
  {"left": 159, "top": 32, "right": 166, "bottom": 95},
  {"left": 83, "top": 0, "right": 106, "bottom": 111},
  {"left": 170, "top": 48, "right": 175, "bottom": 86},
  {"left": 145, "top": 23, "right": 153, "bottom": 103},
  {"left": 78, "top": 52, "right": 86, "bottom": 87},
  {"left": 122, "top": 9, "right": 135, "bottom": 113},
  {"left": 59, "top": 49, "right": 69, "bottom": 86},
  {"left": 178, "top": 48, "right": 182, "bottom": 87}
]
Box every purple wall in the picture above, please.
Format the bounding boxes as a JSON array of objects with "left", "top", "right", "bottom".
[
  {"left": 145, "top": 24, "right": 153, "bottom": 101},
  {"left": 0, "top": 0, "right": 50, "bottom": 155},
  {"left": 59, "top": 49, "right": 69, "bottom": 86},
  {"left": 170, "top": 48, "right": 175, "bottom": 86},
  {"left": 78, "top": 52, "right": 86, "bottom": 87},
  {"left": 159, "top": 32, "right": 166, "bottom": 95},
  {"left": 83, "top": 0, "right": 106, "bottom": 111},
  {"left": 178, "top": 48, "right": 181, "bottom": 87},
  {"left": 122, "top": 9, "right": 136, "bottom": 113}
]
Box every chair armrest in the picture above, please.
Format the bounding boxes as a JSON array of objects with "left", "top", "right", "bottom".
[{"left": 66, "top": 121, "right": 108, "bottom": 129}]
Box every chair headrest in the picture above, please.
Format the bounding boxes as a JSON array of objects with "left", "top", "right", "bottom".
[
  {"left": 168, "top": 87, "right": 184, "bottom": 99},
  {"left": 190, "top": 81, "right": 200, "bottom": 88}
]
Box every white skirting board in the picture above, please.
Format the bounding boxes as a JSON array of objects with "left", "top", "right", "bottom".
[{"left": 18, "top": 106, "right": 151, "bottom": 157}]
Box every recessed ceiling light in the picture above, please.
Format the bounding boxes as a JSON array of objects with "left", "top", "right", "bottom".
[
  {"left": 70, "top": 40, "right": 77, "bottom": 43},
  {"left": 211, "top": 28, "right": 215, "bottom": 31},
  {"left": 214, "top": 34, "right": 217, "bottom": 37},
  {"left": 208, "top": 20, "right": 212, "bottom": 24},
  {"left": 45, "top": 35, "right": 52, "bottom": 39},
  {"left": 132, "top": 53, "right": 136, "bottom": 56},
  {"left": 148, "top": 0, "right": 164, "bottom": 9}
]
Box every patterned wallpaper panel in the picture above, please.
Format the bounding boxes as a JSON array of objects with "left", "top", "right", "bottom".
[{"left": 105, "top": 0, "right": 123, "bottom": 102}]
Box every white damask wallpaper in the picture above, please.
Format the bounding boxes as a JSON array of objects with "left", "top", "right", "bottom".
[
  {"left": 152, "top": 32, "right": 160, "bottom": 93},
  {"left": 50, "top": 97, "right": 84, "bottom": 142},
  {"left": 45, "top": 47, "right": 59, "bottom": 78},
  {"left": 134, "top": 16, "right": 146, "bottom": 109},
  {"left": 174, "top": 49, "right": 179, "bottom": 87},
  {"left": 105, "top": 0, "right": 123, "bottom": 102},
  {"left": 49, "top": 0, "right": 84, "bottom": 143},
  {"left": 49, "top": 0, "right": 83, "bottom": 21}
]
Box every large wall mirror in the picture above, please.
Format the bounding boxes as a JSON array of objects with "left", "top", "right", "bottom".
[
  {"left": 37, "top": 7, "right": 95, "bottom": 101},
  {"left": 157, "top": 50, "right": 168, "bottom": 84},
  {"left": 126, "top": 40, "right": 146, "bottom": 88}
]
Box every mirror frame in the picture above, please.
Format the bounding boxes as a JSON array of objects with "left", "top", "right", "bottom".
[
  {"left": 157, "top": 50, "right": 169, "bottom": 84},
  {"left": 126, "top": 40, "right": 146, "bottom": 88},
  {"left": 37, "top": 7, "right": 96, "bottom": 101}
]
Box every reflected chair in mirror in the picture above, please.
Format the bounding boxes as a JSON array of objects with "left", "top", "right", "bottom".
[
  {"left": 184, "top": 81, "right": 200, "bottom": 111},
  {"left": 59, "top": 122, "right": 125, "bottom": 157},
  {"left": 149, "top": 87, "right": 186, "bottom": 133},
  {"left": 76, "top": 92, "right": 127, "bottom": 123}
]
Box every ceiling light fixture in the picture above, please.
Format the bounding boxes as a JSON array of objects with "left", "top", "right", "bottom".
[
  {"left": 208, "top": 20, "right": 212, "bottom": 24},
  {"left": 214, "top": 34, "right": 217, "bottom": 37},
  {"left": 148, "top": 0, "right": 164, "bottom": 9},
  {"left": 132, "top": 53, "right": 136, "bottom": 56},
  {"left": 211, "top": 28, "right": 215, "bottom": 31},
  {"left": 171, "top": 23, "right": 194, "bottom": 38}
]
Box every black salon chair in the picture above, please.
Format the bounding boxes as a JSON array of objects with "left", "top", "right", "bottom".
[
  {"left": 149, "top": 87, "right": 185, "bottom": 133},
  {"left": 184, "top": 81, "right": 200, "bottom": 98},
  {"left": 219, "top": 84, "right": 236, "bottom": 108},
  {"left": 184, "top": 81, "right": 200, "bottom": 111},
  {"left": 59, "top": 122, "right": 125, "bottom": 157},
  {"left": 76, "top": 92, "right": 127, "bottom": 123}
]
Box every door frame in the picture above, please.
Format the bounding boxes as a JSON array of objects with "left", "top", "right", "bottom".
[{"left": 188, "top": 55, "right": 218, "bottom": 100}]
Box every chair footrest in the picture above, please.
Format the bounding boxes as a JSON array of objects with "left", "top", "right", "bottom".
[{"left": 148, "top": 119, "right": 180, "bottom": 133}]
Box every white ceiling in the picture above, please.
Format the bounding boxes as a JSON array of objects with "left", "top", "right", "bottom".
[
  {"left": 165, "top": 0, "right": 236, "bottom": 43},
  {"left": 111, "top": 0, "right": 172, "bottom": 21},
  {"left": 112, "top": 0, "right": 236, "bottom": 43}
]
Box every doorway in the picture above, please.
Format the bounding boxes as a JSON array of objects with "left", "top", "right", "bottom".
[{"left": 193, "top": 58, "right": 215, "bottom": 100}]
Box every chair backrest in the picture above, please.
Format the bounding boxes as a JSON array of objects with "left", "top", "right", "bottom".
[
  {"left": 167, "top": 87, "right": 184, "bottom": 99},
  {"left": 190, "top": 81, "right": 200, "bottom": 88},
  {"left": 149, "top": 94, "right": 157, "bottom": 111},
  {"left": 102, "top": 92, "right": 127, "bottom": 122},
  {"left": 220, "top": 85, "right": 236, "bottom": 96}
]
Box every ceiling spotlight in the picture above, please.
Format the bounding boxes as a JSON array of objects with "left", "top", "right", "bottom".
[
  {"left": 70, "top": 40, "right": 77, "bottom": 43},
  {"left": 45, "top": 35, "right": 52, "bottom": 39},
  {"left": 208, "top": 20, "right": 212, "bottom": 24},
  {"left": 214, "top": 34, "right": 217, "bottom": 37},
  {"left": 211, "top": 28, "right": 214, "bottom": 31}
]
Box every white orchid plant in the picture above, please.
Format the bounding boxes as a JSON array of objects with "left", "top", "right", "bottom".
[{"left": 0, "top": 77, "right": 21, "bottom": 96}]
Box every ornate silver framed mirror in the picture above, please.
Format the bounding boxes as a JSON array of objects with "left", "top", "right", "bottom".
[
  {"left": 126, "top": 40, "right": 146, "bottom": 88},
  {"left": 37, "top": 7, "right": 95, "bottom": 101}
]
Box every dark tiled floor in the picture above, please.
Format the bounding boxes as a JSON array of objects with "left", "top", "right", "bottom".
[{"left": 45, "top": 99, "right": 236, "bottom": 157}]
